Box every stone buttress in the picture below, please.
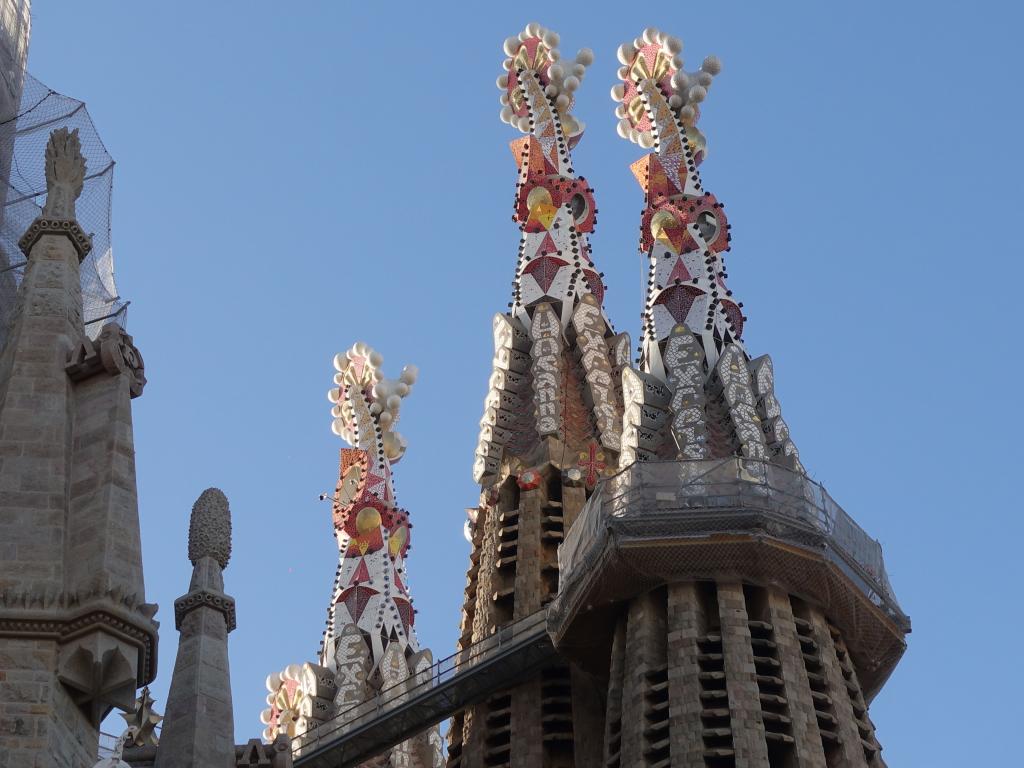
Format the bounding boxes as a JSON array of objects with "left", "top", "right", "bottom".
[{"left": 0, "top": 127, "right": 155, "bottom": 767}]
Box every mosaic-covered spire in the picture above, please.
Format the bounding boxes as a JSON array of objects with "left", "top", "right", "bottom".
[
  {"left": 260, "top": 344, "right": 442, "bottom": 766},
  {"left": 613, "top": 28, "right": 802, "bottom": 470},
  {"left": 472, "top": 23, "right": 629, "bottom": 486},
  {"left": 323, "top": 342, "right": 420, "bottom": 667},
  {"left": 498, "top": 22, "right": 604, "bottom": 332},
  {"left": 611, "top": 27, "right": 733, "bottom": 374}
]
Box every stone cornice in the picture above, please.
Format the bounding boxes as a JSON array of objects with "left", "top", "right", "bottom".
[
  {"left": 18, "top": 216, "right": 93, "bottom": 261},
  {"left": 0, "top": 601, "right": 159, "bottom": 686},
  {"left": 174, "top": 588, "right": 237, "bottom": 633}
]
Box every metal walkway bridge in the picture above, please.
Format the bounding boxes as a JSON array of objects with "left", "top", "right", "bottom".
[{"left": 293, "top": 610, "right": 555, "bottom": 768}]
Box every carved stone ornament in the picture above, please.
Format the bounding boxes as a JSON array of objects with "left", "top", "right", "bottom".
[
  {"left": 0, "top": 603, "right": 158, "bottom": 688},
  {"left": 173, "top": 588, "right": 237, "bottom": 633},
  {"left": 43, "top": 127, "right": 86, "bottom": 218},
  {"left": 237, "top": 736, "right": 292, "bottom": 768},
  {"left": 18, "top": 216, "right": 93, "bottom": 261},
  {"left": 66, "top": 322, "right": 147, "bottom": 398},
  {"left": 120, "top": 685, "right": 163, "bottom": 747},
  {"left": 57, "top": 631, "right": 139, "bottom": 728},
  {"left": 188, "top": 487, "right": 232, "bottom": 569}
]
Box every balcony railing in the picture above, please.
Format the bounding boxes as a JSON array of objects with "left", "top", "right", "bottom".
[{"left": 556, "top": 458, "right": 907, "bottom": 628}]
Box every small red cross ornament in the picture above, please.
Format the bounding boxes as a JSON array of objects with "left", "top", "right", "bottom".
[{"left": 577, "top": 443, "right": 607, "bottom": 488}]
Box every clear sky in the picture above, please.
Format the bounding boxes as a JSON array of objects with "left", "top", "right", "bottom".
[{"left": 25, "top": 1, "right": 1022, "bottom": 764}]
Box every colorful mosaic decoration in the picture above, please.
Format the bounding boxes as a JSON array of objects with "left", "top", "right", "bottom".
[
  {"left": 500, "top": 23, "right": 605, "bottom": 332},
  {"left": 613, "top": 27, "right": 804, "bottom": 472},
  {"left": 610, "top": 27, "right": 739, "bottom": 376},
  {"left": 261, "top": 344, "right": 442, "bottom": 764},
  {"left": 324, "top": 342, "right": 420, "bottom": 664},
  {"left": 473, "top": 24, "right": 628, "bottom": 484}
]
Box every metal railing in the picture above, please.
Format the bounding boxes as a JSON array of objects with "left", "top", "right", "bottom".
[
  {"left": 557, "top": 458, "right": 906, "bottom": 626},
  {"left": 293, "top": 609, "right": 555, "bottom": 767}
]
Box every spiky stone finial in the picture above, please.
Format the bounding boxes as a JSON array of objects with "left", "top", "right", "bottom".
[
  {"left": 187, "top": 488, "right": 232, "bottom": 569},
  {"left": 120, "top": 686, "right": 163, "bottom": 747},
  {"left": 41, "top": 127, "right": 86, "bottom": 219}
]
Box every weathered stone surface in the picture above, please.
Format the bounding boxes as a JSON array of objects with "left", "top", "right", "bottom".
[
  {"left": 666, "top": 582, "right": 709, "bottom": 767},
  {"left": 717, "top": 582, "right": 771, "bottom": 768},
  {"left": 765, "top": 589, "right": 827, "bottom": 767}
]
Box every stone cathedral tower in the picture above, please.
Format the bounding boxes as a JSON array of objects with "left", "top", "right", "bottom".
[
  {"left": 0, "top": 126, "right": 155, "bottom": 766},
  {"left": 447, "top": 24, "right": 909, "bottom": 768}
]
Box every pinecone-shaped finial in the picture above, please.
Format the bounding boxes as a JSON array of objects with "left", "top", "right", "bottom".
[{"left": 188, "top": 488, "right": 232, "bottom": 569}]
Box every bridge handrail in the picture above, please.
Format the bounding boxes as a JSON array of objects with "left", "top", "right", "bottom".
[{"left": 292, "top": 608, "right": 549, "bottom": 752}]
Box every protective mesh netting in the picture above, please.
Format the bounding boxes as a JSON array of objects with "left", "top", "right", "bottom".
[{"left": 0, "top": 71, "right": 120, "bottom": 345}]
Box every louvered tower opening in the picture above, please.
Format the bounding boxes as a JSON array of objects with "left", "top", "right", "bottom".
[
  {"left": 743, "top": 585, "right": 796, "bottom": 768},
  {"left": 604, "top": 616, "right": 625, "bottom": 768},
  {"left": 697, "top": 582, "right": 736, "bottom": 768},
  {"left": 541, "top": 664, "right": 575, "bottom": 765},
  {"left": 483, "top": 693, "right": 512, "bottom": 768},
  {"left": 790, "top": 597, "right": 842, "bottom": 765},
  {"left": 541, "top": 479, "right": 576, "bottom": 764},
  {"left": 493, "top": 479, "right": 519, "bottom": 627},
  {"left": 540, "top": 476, "right": 564, "bottom": 606},
  {"left": 829, "top": 623, "right": 884, "bottom": 766},
  {"left": 642, "top": 586, "right": 670, "bottom": 768}
]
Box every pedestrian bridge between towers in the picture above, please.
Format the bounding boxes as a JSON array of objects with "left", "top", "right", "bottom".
[{"left": 292, "top": 609, "right": 556, "bottom": 768}]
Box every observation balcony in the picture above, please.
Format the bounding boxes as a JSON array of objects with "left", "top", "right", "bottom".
[{"left": 547, "top": 458, "right": 910, "bottom": 698}]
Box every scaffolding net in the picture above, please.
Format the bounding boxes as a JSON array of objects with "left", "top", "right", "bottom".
[{"left": 0, "top": 71, "right": 120, "bottom": 346}]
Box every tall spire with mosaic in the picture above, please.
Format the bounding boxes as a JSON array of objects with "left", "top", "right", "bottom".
[
  {"left": 323, "top": 342, "right": 420, "bottom": 667},
  {"left": 612, "top": 27, "right": 803, "bottom": 470},
  {"left": 472, "top": 22, "right": 629, "bottom": 492},
  {"left": 260, "top": 343, "right": 442, "bottom": 766},
  {"left": 450, "top": 23, "right": 629, "bottom": 768}
]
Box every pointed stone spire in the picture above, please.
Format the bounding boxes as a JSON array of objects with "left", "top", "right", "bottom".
[{"left": 154, "top": 488, "right": 237, "bottom": 768}]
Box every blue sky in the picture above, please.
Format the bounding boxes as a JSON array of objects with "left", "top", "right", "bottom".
[{"left": 27, "top": 2, "right": 1022, "bottom": 764}]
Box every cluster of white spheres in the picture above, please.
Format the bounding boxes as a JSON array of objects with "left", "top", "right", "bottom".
[
  {"left": 609, "top": 27, "right": 722, "bottom": 148},
  {"left": 260, "top": 664, "right": 307, "bottom": 735},
  {"left": 327, "top": 342, "right": 418, "bottom": 457},
  {"left": 496, "top": 22, "right": 592, "bottom": 136}
]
